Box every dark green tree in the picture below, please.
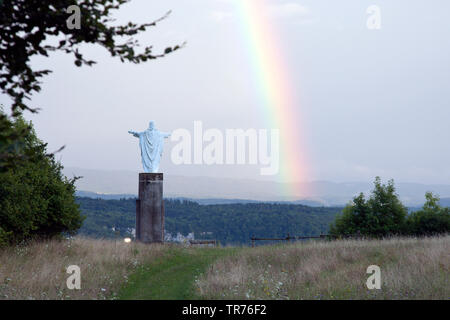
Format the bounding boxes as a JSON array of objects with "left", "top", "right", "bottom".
[
  {"left": 330, "top": 177, "right": 408, "bottom": 237},
  {"left": 406, "top": 192, "right": 450, "bottom": 236},
  {"left": 0, "top": 112, "right": 84, "bottom": 246}
]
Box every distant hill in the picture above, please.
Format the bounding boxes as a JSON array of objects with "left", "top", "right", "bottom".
[
  {"left": 76, "top": 197, "right": 342, "bottom": 245},
  {"left": 66, "top": 167, "right": 450, "bottom": 206},
  {"left": 76, "top": 190, "right": 136, "bottom": 200},
  {"left": 76, "top": 191, "right": 325, "bottom": 206}
]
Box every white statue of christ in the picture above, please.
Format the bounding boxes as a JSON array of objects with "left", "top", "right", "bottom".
[{"left": 128, "top": 121, "right": 171, "bottom": 173}]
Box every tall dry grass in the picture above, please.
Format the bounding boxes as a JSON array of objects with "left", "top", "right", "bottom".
[
  {"left": 0, "top": 237, "right": 166, "bottom": 300},
  {"left": 196, "top": 236, "right": 450, "bottom": 300}
]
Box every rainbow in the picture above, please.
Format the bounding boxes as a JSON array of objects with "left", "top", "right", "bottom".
[{"left": 234, "top": 0, "right": 310, "bottom": 198}]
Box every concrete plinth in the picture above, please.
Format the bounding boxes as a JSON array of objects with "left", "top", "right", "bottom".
[{"left": 136, "top": 173, "right": 164, "bottom": 243}]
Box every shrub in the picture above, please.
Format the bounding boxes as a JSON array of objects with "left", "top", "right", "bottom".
[
  {"left": 0, "top": 226, "right": 12, "bottom": 247},
  {"left": 330, "top": 177, "right": 408, "bottom": 237},
  {"left": 407, "top": 192, "right": 450, "bottom": 236},
  {"left": 0, "top": 113, "right": 83, "bottom": 244}
]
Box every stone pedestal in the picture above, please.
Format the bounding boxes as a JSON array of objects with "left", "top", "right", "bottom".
[{"left": 136, "top": 173, "right": 164, "bottom": 243}]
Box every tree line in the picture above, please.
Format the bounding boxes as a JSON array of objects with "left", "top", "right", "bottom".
[
  {"left": 77, "top": 197, "right": 341, "bottom": 245},
  {"left": 330, "top": 177, "right": 450, "bottom": 238}
]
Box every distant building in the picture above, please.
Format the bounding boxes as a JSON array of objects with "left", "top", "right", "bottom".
[{"left": 164, "top": 231, "right": 195, "bottom": 243}]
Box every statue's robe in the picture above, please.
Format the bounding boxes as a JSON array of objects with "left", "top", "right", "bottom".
[{"left": 138, "top": 129, "right": 167, "bottom": 173}]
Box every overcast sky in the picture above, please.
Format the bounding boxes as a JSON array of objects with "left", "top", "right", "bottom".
[{"left": 2, "top": 0, "right": 449, "bottom": 184}]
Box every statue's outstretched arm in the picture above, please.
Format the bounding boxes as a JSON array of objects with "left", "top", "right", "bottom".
[
  {"left": 162, "top": 132, "right": 171, "bottom": 138},
  {"left": 128, "top": 130, "right": 140, "bottom": 138}
]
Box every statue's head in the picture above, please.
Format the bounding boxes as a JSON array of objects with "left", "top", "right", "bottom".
[{"left": 148, "top": 121, "right": 155, "bottom": 130}]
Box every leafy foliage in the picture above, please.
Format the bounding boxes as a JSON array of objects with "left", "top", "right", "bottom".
[
  {"left": 0, "top": 104, "right": 35, "bottom": 169},
  {"left": 0, "top": 0, "right": 182, "bottom": 167},
  {"left": 77, "top": 197, "right": 136, "bottom": 238},
  {"left": 406, "top": 192, "right": 450, "bottom": 236},
  {"left": 0, "top": 226, "right": 12, "bottom": 248},
  {"left": 76, "top": 197, "right": 342, "bottom": 244},
  {"left": 330, "top": 178, "right": 450, "bottom": 238},
  {"left": 330, "top": 177, "right": 408, "bottom": 237},
  {"left": 0, "top": 113, "right": 84, "bottom": 245},
  {"left": 0, "top": 0, "right": 182, "bottom": 114}
]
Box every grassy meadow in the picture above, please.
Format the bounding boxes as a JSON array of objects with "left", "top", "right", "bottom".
[
  {"left": 196, "top": 236, "right": 450, "bottom": 300},
  {"left": 0, "top": 236, "right": 448, "bottom": 300},
  {"left": 0, "top": 237, "right": 166, "bottom": 300}
]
